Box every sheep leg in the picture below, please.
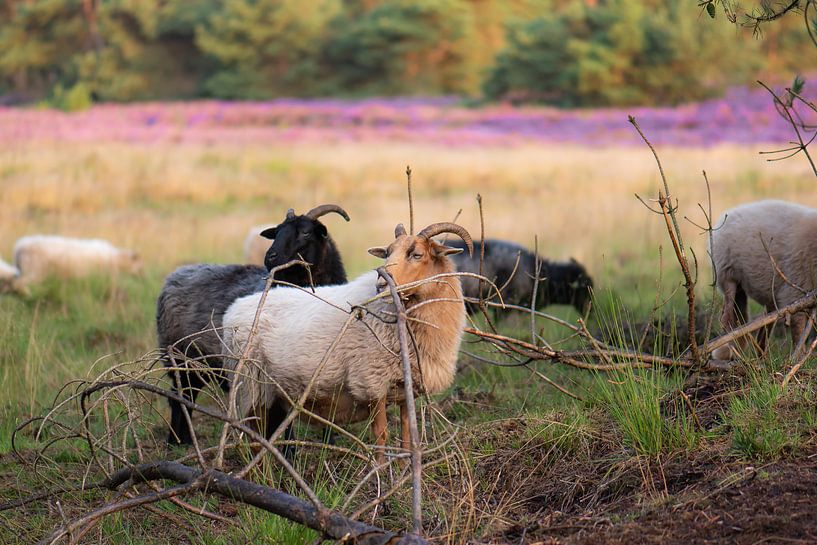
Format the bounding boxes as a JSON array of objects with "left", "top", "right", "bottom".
[
  {"left": 167, "top": 368, "right": 206, "bottom": 445},
  {"left": 732, "top": 284, "right": 756, "bottom": 354},
  {"left": 371, "top": 397, "right": 388, "bottom": 466},
  {"left": 790, "top": 311, "right": 810, "bottom": 359},
  {"left": 713, "top": 280, "right": 737, "bottom": 360},
  {"left": 264, "top": 401, "right": 295, "bottom": 459},
  {"left": 713, "top": 279, "right": 743, "bottom": 360},
  {"left": 321, "top": 427, "right": 337, "bottom": 445},
  {"left": 400, "top": 401, "right": 412, "bottom": 452}
]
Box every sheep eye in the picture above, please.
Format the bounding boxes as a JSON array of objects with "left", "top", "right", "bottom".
[
  {"left": 302, "top": 232, "right": 311, "bottom": 238},
  {"left": 411, "top": 253, "right": 423, "bottom": 260}
]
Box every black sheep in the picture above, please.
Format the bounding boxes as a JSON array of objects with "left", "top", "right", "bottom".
[
  {"left": 447, "top": 238, "right": 593, "bottom": 316},
  {"left": 157, "top": 204, "right": 349, "bottom": 445}
]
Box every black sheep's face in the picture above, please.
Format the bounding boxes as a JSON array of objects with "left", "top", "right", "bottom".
[
  {"left": 261, "top": 218, "right": 328, "bottom": 272},
  {"left": 568, "top": 261, "right": 594, "bottom": 314}
]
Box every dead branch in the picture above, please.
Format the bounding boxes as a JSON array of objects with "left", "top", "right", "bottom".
[
  {"left": 629, "top": 115, "right": 701, "bottom": 367},
  {"left": 407, "top": 165, "right": 414, "bottom": 234},
  {"left": 758, "top": 80, "right": 817, "bottom": 177},
  {"left": 40, "top": 461, "right": 426, "bottom": 545},
  {"left": 377, "top": 266, "right": 423, "bottom": 535}
]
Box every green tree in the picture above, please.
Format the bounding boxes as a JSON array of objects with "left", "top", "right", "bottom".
[
  {"left": 196, "top": 0, "right": 343, "bottom": 99},
  {"left": 75, "top": 0, "right": 213, "bottom": 101},
  {"left": 0, "top": 0, "right": 89, "bottom": 97},
  {"left": 484, "top": 0, "right": 763, "bottom": 106},
  {"left": 324, "top": 0, "right": 477, "bottom": 96}
]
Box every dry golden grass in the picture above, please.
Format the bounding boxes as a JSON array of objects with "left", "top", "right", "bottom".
[{"left": 1, "top": 140, "right": 814, "bottom": 282}]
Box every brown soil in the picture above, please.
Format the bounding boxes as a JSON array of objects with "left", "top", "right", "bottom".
[{"left": 483, "top": 446, "right": 817, "bottom": 545}]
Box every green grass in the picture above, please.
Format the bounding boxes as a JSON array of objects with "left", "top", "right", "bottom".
[
  {"left": 594, "top": 367, "right": 699, "bottom": 456},
  {"left": 1, "top": 137, "right": 817, "bottom": 543},
  {"left": 726, "top": 358, "right": 817, "bottom": 460}
]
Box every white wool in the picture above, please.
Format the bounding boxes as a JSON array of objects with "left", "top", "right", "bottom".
[
  {"left": 0, "top": 257, "right": 18, "bottom": 279},
  {"left": 711, "top": 200, "right": 817, "bottom": 310},
  {"left": 223, "top": 269, "right": 464, "bottom": 424},
  {"left": 13, "top": 235, "right": 142, "bottom": 287},
  {"left": 0, "top": 256, "right": 19, "bottom": 291}
]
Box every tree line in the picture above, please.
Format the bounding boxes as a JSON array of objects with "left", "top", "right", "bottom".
[{"left": 0, "top": 0, "right": 812, "bottom": 108}]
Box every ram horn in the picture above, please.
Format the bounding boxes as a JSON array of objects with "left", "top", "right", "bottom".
[
  {"left": 394, "top": 223, "right": 407, "bottom": 238},
  {"left": 304, "top": 204, "right": 350, "bottom": 222},
  {"left": 417, "top": 222, "right": 473, "bottom": 256},
  {"left": 286, "top": 208, "right": 296, "bottom": 220}
]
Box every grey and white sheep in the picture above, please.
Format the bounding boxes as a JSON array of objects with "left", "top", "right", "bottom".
[
  {"left": 711, "top": 199, "right": 817, "bottom": 359},
  {"left": 12, "top": 235, "right": 142, "bottom": 291},
  {"left": 447, "top": 238, "right": 593, "bottom": 315},
  {"left": 222, "top": 222, "right": 473, "bottom": 461},
  {"left": 157, "top": 204, "right": 350, "bottom": 445}
]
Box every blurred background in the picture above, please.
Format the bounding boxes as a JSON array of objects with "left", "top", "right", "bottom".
[{"left": 0, "top": 0, "right": 813, "bottom": 105}]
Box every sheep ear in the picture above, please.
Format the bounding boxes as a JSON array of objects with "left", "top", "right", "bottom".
[
  {"left": 315, "top": 223, "right": 328, "bottom": 238},
  {"left": 368, "top": 246, "right": 388, "bottom": 258},
  {"left": 260, "top": 226, "right": 278, "bottom": 240},
  {"left": 438, "top": 246, "right": 464, "bottom": 256}
]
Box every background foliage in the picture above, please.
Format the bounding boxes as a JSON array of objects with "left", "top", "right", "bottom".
[{"left": 0, "top": 0, "right": 814, "bottom": 107}]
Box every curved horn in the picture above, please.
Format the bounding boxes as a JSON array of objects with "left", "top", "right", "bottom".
[
  {"left": 286, "top": 208, "right": 296, "bottom": 220},
  {"left": 304, "top": 204, "right": 350, "bottom": 222},
  {"left": 394, "top": 223, "right": 407, "bottom": 238},
  {"left": 418, "top": 222, "right": 473, "bottom": 256}
]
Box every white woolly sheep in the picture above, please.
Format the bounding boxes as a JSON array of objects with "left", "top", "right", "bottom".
[
  {"left": 222, "top": 222, "right": 473, "bottom": 461},
  {"left": 243, "top": 223, "right": 276, "bottom": 266},
  {"left": 711, "top": 200, "right": 817, "bottom": 359},
  {"left": 12, "top": 235, "right": 143, "bottom": 291}
]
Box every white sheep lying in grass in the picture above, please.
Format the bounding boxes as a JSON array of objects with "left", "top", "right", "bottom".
[
  {"left": 711, "top": 200, "right": 817, "bottom": 359},
  {"left": 243, "top": 223, "right": 276, "bottom": 266},
  {"left": 12, "top": 235, "right": 143, "bottom": 291},
  {"left": 0, "top": 256, "right": 19, "bottom": 291},
  {"left": 223, "top": 222, "right": 473, "bottom": 461}
]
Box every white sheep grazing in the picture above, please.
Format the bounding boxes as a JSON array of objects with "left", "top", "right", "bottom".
[
  {"left": 13, "top": 235, "right": 143, "bottom": 290},
  {"left": 0, "top": 256, "right": 19, "bottom": 291},
  {"left": 243, "top": 224, "right": 276, "bottom": 266},
  {"left": 711, "top": 200, "right": 817, "bottom": 359},
  {"left": 223, "top": 222, "right": 473, "bottom": 461}
]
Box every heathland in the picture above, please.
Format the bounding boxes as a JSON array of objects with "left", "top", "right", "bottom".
[{"left": 1, "top": 91, "right": 817, "bottom": 543}]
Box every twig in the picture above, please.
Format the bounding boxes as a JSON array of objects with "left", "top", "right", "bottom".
[
  {"left": 376, "top": 266, "right": 423, "bottom": 535},
  {"left": 758, "top": 80, "right": 817, "bottom": 177},
  {"left": 630, "top": 115, "right": 701, "bottom": 367},
  {"left": 407, "top": 166, "right": 414, "bottom": 234},
  {"left": 216, "top": 258, "right": 309, "bottom": 470}
]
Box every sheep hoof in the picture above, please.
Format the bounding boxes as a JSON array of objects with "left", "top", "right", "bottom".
[{"left": 711, "top": 344, "right": 737, "bottom": 361}]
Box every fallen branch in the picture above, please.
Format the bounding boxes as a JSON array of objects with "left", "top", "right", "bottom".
[{"left": 39, "top": 461, "right": 426, "bottom": 545}]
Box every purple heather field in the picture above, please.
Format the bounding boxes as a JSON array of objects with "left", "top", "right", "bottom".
[{"left": 3, "top": 83, "right": 816, "bottom": 147}]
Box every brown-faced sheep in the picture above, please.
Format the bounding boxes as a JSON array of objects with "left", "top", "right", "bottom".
[
  {"left": 711, "top": 200, "right": 817, "bottom": 359},
  {"left": 222, "top": 222, "right": 473, "bottom": 462}
]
